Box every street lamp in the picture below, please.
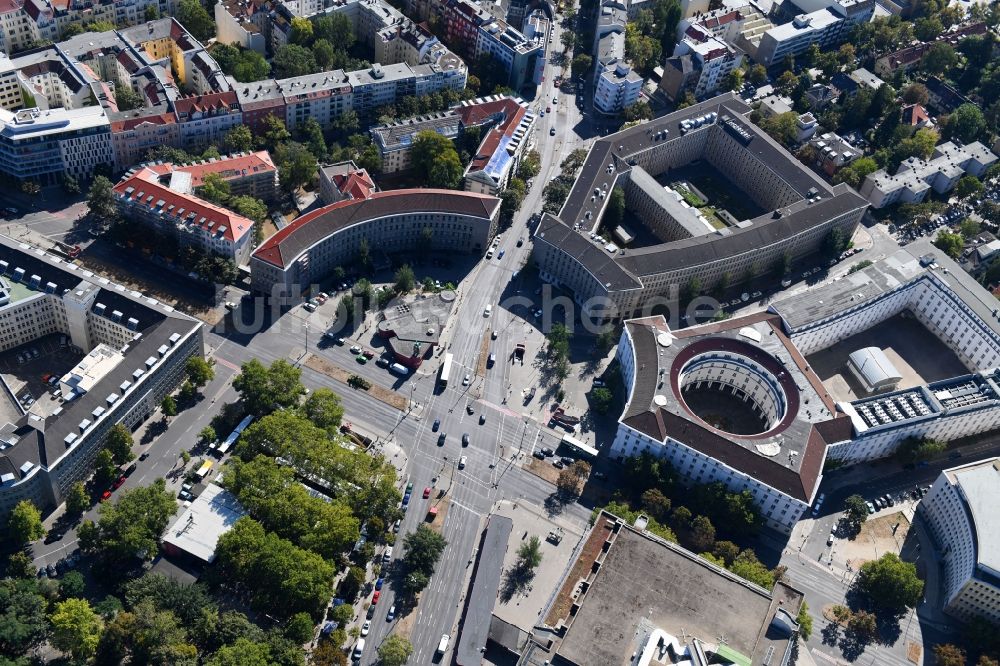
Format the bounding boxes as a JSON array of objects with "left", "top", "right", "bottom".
[{"left": 409, "top": 382, "right": 416, "bottom": 412}]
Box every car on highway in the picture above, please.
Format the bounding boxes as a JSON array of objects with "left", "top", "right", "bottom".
[
  {"left": 458, "top": 456, "right": 467, "bottom": 469},
  {"left": 432, "top": 419, "right": 440, "bottom": 431},
  {"left": 462, "top": 433, "right": 469, "bottom": 447},
  {"left": 423, "top": 486, "right": 431, "bottom": 499},
  {"left": 361, "top": 621, "right": 371, "bottom": 637}
]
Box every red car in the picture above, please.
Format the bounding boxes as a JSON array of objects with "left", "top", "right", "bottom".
[
  {"left": 112, "top": 475, "right": 126, "bottom": 490},
  {"left": 362, "top": 350, "right": 375, "bottom": 360},
  {"left": 100, "top": 490, "right": 112, "bottom": 502},
  {"left": 372, "top": 590, "right": 381, "bottom": 604},
  {"left": 423, "top": 487, "right": 431, "bottom": 499}
]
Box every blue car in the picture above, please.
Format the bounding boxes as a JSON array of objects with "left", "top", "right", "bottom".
[
  {"left": 375, "top": 577, "right": 384, "bottom": 591},
  {"left": 402, "top": 493, "right": 411, "bottom": 507},
  {"left": 497, "top": 249, "right": 505, "bottom": 259}
]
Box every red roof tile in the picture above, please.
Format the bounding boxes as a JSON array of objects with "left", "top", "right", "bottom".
[
  {"left": 173, "top": 151, "right": 276, "bottom": 187},
  {"left": 113, "top": 168, "right": 254, "bottom": 243}
]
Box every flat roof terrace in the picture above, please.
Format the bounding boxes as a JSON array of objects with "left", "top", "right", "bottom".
[{"left": 556, "top": 514, "right": 802, "bottom": 666}]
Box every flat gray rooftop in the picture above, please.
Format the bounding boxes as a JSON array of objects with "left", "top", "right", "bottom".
[
  {"left": 946, "top": 458, "right": 1000, "bottom": 576},
  {"left": 557, "top": 518, "right": 801, "bottom": 666},
  {"left": 457, "top": 514, "right": 512, "bottom": 666}
]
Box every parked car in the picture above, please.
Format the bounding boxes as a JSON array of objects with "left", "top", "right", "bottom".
[
  {"left": 462, "top": 433, "right": 469, "bottom": 447},
  {"left": 458, "top": 456, "right": 467, "bottom": 469},
  {"left": 361, "top": 621, "right": 371, "bottom": 637},
  {"left": 375, "top": 577, "right": 384, "bottom": 590},
  {"left": 423, "top": 487, "right": 431, "bottom": 499}
]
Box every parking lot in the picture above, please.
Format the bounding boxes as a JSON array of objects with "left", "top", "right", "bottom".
[{"left": 0, "top": 333, "right": 81, "bottom": 414}]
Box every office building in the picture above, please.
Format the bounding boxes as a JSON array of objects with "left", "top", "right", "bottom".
[{"left": 0, "top": 236, "right": 203, "bottom": 522}]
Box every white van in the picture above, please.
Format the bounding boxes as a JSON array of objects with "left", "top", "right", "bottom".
[
  {"left": 352, "top": 638, "right": 365, "bottom": 660},
  {"left": 437, "top": 634, "right": 450, "bottom": 655}
]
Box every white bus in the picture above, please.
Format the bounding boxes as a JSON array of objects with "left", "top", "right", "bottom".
[
  {"left": 438, "top": 353, "right": 453, "bottom": 391},
  {"left": 216, "top": 414, "right": 254, "bottom": 456}
]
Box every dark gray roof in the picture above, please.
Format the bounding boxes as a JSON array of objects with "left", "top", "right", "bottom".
[
  {"left": 457, "top": 514, "right": 513, "bottom": 666},
  {"left": 537, "top": 92, "right": 869, "bottom": 289},
  {"left": 0, "top": 237, "right": 201, "bottom": 475}
]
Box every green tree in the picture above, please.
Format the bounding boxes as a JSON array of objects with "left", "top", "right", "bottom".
[
  {"left": 94, "top": 448, "right": 118, "bottom": 486},
  {"left": 933, "top": 644, "right": 967, "bottom": 666},
  {"left": 605, "top": 186, "right": 626, "bottom": 227},
  {"left": 205, "top": 638, "right": 273, "bottom": 666},
  {"left": 176, "top": 0, "right": 215, "bottom": 41},
  {"left": 81, "top": 479, "right": 177, "bottom": 565},
  {"left": 313, "top": 13, "right": 355, "bottom": 47},
  {"left": 185, "top": 356, "right": 215, "bottom": 388},
  {"left": 199, "top": 426, "right": 217, "bottom": 444},
  {"left": 857, "top": 553, "right": 923, "bottom": 611},
  {"left": 960, "top": 219, "right": 982, "bottom": 238},
  {"left": 199, "top": 172, "right": 232, "bottom": 204},
  {"left": 760, "top": 112, "right": 798, "bottom": 147},
  {"left": 215, "top": 518, "right": 335, "bottom": 619},
  {"left": 833, "top": 156, "right": 878, "bottom": 188},
  {"left": 301, "top": 117, "right": 327, "bottom": 160},
  {"left": 934, "top": 231, "right": 964, "bottom": 259},
  {"left": 7, "top": 500, "right": 45, "bottom": 546},
  {"left": 260, "top": 113, "right": 291, "bottom": 150},
  {"left": 797, "top": 601, "right": 813, "bottom": 641},
  {"left": 955, "top": 174, "right": 985, "bottom": 200},
  {"left": 571, "top": 53, "right": 593, "bottom": 77},
  {"left": 274, "top": 141, "right": 318, "bottom": 192},
  {"left": 517, "top": 150, "right": 541, "bottom": 180},
  {"left": 114, "top": 83, "right": 143, "bottom": 111},
  {"left": 712, "top": 540, "right": 740, "bottom": 566},
  {"left": 843, "top": 494, "right": 869, "bottom": 526},
  {"left": 728, "top": 549, "right": 775, "bottom": 589},
  {"left": 284, "top": 612, "right": 314, "bottom": 644},
  {"left": 689, "top": 515, "right": 715, "bottom": 552},
  {"left": 921, "top": 42, "right": 958, "bottom": 76},
  {"left": 50, "top": 598, "right": 103, "bottom": 661},
  {"left": 409, "top": 130, "right": 463, "bottom": 189},
  {"left": 64, "top": 481, "right": 89, "bottom": 517},
  {"left": 394, "top": 264, "right": 415, "bottom": 293},
  {"left": 289, "top": 16, "right": 314, "bottom": 45},
  {"left": 106, "top": 423, "right": 135, "bottom": 466},
  {"left": 87, "top": 174, "right": 117, "bottom": 221},
  {"left": 233, "top": 358, "right": 305, "bottom": 415},
  {"left": 847, "top": 609, "right": 877, "bottom": 639},
  {"left": 59, "top": 571, "right": 86, "bottom": 599},
  {"left": 640, "top": 488, "right": 671, "bottom": 520},
  {"left": 590, "top": 387, "right": 614, "bottom": 414},
  {"left": 301, "top": 387, "right": 345, "bottom": 432},
  {"left": 6, "top": 550, "right": 36, "bottom": 579},
  {"left": 161, "top": 395, "right": 178, "bottom": 417},
  {"left": 221, "top": 125, "right": 255, "bottom": 154},
  {"left": 724, "top": 68, "right": 743, "bottom": 92},
  {"left": 377, "top": 635, "right": 413, "bottom": 666},
  {"left": 312, "top": 38, "right": 335, "bottom": 69},
  {"left": 748, "top": 63, "right": 768, "bottom": 85},
  {"left": 902, "top": 83, "right": 930, "bottom": 106},
  {"left": 273, "top": 44, "right": 317, "bottom": 78},
  {"left": 0, "top": 578, "right": 49, "bottom": 655}
]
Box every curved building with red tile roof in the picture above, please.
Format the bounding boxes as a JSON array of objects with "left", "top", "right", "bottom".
[{"left": 250, "top": 189, "right": 501, "bottom": 300}]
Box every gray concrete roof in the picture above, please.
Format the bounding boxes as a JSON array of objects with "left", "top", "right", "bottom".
[
  {"left": 945, "top": 458, "right": 1000, "bottom": 577},
  {"left": 557, "top": 513, "right": 803, "bottom": 666},
  {"left": 457, "top": 514, "right": 512, "bottom": 665}
]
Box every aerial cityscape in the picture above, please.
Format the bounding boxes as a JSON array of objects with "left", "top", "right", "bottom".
[{"left": 0, "top": 0, "right": 998, "bottom": 662}]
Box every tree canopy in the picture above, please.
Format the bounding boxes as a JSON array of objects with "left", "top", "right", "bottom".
[
  {"left": 857, "top": 553, "right": 924, "bottom": 611},
  {"left": 78, "top": 479, "right": 177, "bottom": 566},
  {"left": 7, "top": 500, "right": 45, "bottom": 546},
  {"left": 409, "top": 131, "right": 464, "bottom": 189},
  {"left": 233, "top": 359, "right": 306, "bottom": 415}
]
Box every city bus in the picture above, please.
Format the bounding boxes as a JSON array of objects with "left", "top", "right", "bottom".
[
  {"left": 438, "top": 353, "right": 453, "bottom": 392},
  {"left": 216, "top": 414, "right": 255, "bottom": 456}
]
